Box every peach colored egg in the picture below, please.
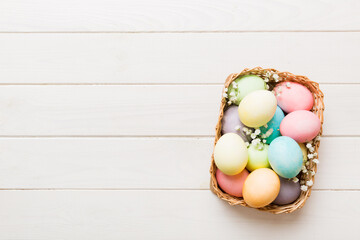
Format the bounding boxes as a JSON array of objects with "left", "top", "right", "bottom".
[
  {"left": 243, "top": 168, "right": 280, "bottom": 208},
  {"left": 274, "top": 82, "right": 314, "bottom": 113},
  {"left": 280, "top": 110, "right": 321, "bottom": 143},
  {"left": 216, "top": 169, "right": 249, "bottom": 197}
]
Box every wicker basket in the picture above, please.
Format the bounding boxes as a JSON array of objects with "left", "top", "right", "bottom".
[{"left": 210, "top": 67, "right": 324, "bottom": 214}]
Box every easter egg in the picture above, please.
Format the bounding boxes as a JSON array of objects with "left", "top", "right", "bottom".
[
  {"left": 221, "top": 106, "right": 251, "bottom": 142},
  {"left": 274, "top": 82, "right": 314, "bottom": 113},
  {"left": 238, "top": 90, "right": 277, "bottom": 128},
  {"left": 280, "top": 110, "right": 321, "bottom": 143},
  {"left": 268, "top": 136, "right": 303, "bottom": 178},
  {"left": 273, "top": 177, "right": 301, "bottom": 205},
  {"left": 246, "top": 143, "right": 270, "bottom": 172},
  {"left": 214, "top": 133, "right": 248, "bottom": 175},
  {"left": 227, "top": 75, "right": 266, "bottom": 105},
  {"left": 216, "top": 169, "right": 249, "bottom": 197},
  {"left": 298, "top": 142, "right": 308, "bottom": 162},
  {"left": 260, "top": 106, "right": 285, "bottom": 144},
  {"left": 243, "top": 168, "right": 280, "bottom": 208}
]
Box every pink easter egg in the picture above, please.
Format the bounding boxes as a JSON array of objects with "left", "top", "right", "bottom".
[
  {"left": 274, "top": 82, "right": 314, "bottom": 113},
  {"left": 216, "top": 168, "right": 249, "bottom": 197},
  {"left": 280, "top": 110, "right": 321, "bottom": 143}
]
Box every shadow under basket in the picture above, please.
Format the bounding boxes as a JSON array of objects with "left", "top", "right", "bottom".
[{"left": 209, "top": 67, "right": 324, "bottom": 214}]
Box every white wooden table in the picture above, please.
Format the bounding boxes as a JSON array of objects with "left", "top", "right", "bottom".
[{"left": 0, "top": 0, "right": 359, "bottom": 239}]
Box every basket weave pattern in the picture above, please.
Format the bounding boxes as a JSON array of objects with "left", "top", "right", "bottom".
[{"left": 210, "top": 67, "right": 324, "bottom": 214}]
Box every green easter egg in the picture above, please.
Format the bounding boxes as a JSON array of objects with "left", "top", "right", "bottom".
[
  {"left": 246, "top": 143, "right": 270, "bottom": 172},
  {"left": 228, "top": 75, "right": 266, "bottom": 105}
]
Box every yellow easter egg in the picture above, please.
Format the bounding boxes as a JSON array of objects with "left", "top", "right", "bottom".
[
  {"left": 214, "top": 133, "right": 248, "bottom": 176},
  {"left": 298, "top": 142, "right": 308, "bottom": 162},
  {"left": 243, "top": 168, "right": 280, "bottom": 208},
  {"left": 238, "top": 90, "right": 277, "bottom": 128}
]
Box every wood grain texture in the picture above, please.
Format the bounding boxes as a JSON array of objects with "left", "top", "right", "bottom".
[
  {"left": 0, "top": 85, "right": 357, "bottom": 136},
  {"left": 0, "top": 190, "right": 358, "bottom": 239},
  {"left": 0, "top": 0, "right": 359, "bottom": 32},
  {"left": 0, "top": 33, "right": 359, "bottom": 84},
  {"left": 0, "top": 137, "right": 357, "bottom": 189}
]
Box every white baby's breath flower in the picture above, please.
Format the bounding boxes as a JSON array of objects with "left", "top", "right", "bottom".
[
  {"left": 224, "top": 88, "right": 228, "bottom": 92},
  {"left": 229, "top": 92, "right": 235, "bottom": 97},
  {"left": 251, "top": 133, "right": 257, "bottom": 139},
  {"left": 307, "top": 154, "right": 314, "bottom": 159},
  {"left": 310, "top": 170, "right": 316, "bottom": 176},
  {"left": 301, "top": 185, "right": 308, "bottom": 191},
  {"left": 305, "top": 161, "right": 310, "bottom": 166},
  {"left": 306, "top": 180, "right": 313, "bottom": 187},
  {"left": 222, "top": 93, "right": 228, "bottom": 98},
  {"left": 312, "top": 159, "right": 319, "bottom": 164},
  {"left": 262, "top": 139, "right": 267, "bottom": 143},
  {"left": 264, "top": 124, "right": 268, "bottom": 128},
  {"left": 306, "top": 143, "right": 312, "bottom": 149},
  {"left": 230, "top": 97, "right": 236, "bottom": 102},
  {"left": 286, "top": 82, "right": 291, "bottom": 88},
  {"left": 254, "top": 129, "right": 261, "bottom": 135},
  {"left": 313, "top": 152, "right": 318, "bottom": 156},
  {"left": 265, "top": 72, "right": 271, "bottom": 78},
  {"left": 264, "top": 78, "right": 269, "bottom": 83},
  {"left": 231, "top": 82, "right": 237, "bottom": 88},
  {"left": 234, "top": 125, "right": 241, "bottom": 131},
  {"left": 227, "top": 100, "right": 232, "bottom": 105},
  {"left": 266, "top": 84, "right": 270, "bottom": 90},
  {"left": 315, "top": 136, "right": 321, "bottom": 141},
  {"left": 292, "top": 177, "right": 299, "bottom": 183},
  {"left": 245, "top": 142, "right": 250, "bottom": 147},
  {"left": 273, "top": 74, "right": 280, "bottom": 82},
  {"left": 309, "top": 147, "right": 315, "bottom": 153},
  {"left": 242, "top": 127, "right": 248, "bottom": 132}
]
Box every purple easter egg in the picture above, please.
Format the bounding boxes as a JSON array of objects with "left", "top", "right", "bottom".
[
  {"left": 221, "top": 106, "right": 250, "bottom": 142},
  {"left": 272, "top": 177, "right": 301, "bottom": 205}
]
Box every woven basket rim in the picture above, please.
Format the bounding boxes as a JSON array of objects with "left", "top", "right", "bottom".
[{"left": 209, "top": 67, "right": 324, "bottom": 214}]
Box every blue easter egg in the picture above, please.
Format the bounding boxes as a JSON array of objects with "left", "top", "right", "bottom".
[
  {"left": 268, "top": 136, "right": 303, "bottom": 178},
  {"left": 260, "top": 106, "right": 285, "bottom": 144}
]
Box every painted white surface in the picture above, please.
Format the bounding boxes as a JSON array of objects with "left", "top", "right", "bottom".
[
  {"left": 0, "top": 0, "right": 358, "bottom": 239},
  {"left": 0, "top": 33, "right": 359, "bottom": 84}
]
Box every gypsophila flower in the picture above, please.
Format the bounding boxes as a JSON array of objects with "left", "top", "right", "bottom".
[
  {"left": 264, "top": 123, "right": 268, "bottom": 128},
  {"left": 229, "top": 92, "right": 235, "bottom": 97},
  {"left": 309, "top": 147, "right": 315, "bottom": 153},
  {"left": 265, "top": 72, "right": 271, "bottom": 78},
  {"left": 227, "top": 100, "right": 232, "bottom": 105},
  {"left": 234, "top": 125, "right": 241, "bottom": 131},
  {"left": 273, "top": 74, "right": 280, "bottom": 82},
  {"left": 306, "top": 143, "right": 312, "bottom": 149},
  {"left": 231, "top": 82, "right": 237, "bottom": 88},
  {"left": 224, "top": 88, "right": 228, "bottom": 92},
  {"left": 245, "top": 142, "right": 250, "bottom": 147},
  {"left": 251, "top": 133, "right": 257, "bottom": 139},
  {"left": 223, "top": 93, "right": 228, "bottom": 98},
  {"left": 286, "top": 82, "right": 291, "bottom": 88},
  {"left": 266, "top": 84, "right": 270, "bottom": 90},
  {"left": 264, "top": 78, "right": 269, "bottom": 83},
  {"left": 307, "top": 154, "right": 314, "bottom": 159},
  {"left": 310, "top": 170, "right": 316, "bottom": 176},
  {"left": 262, "top": 139, "right": 267, "bottom": 143},
  {"left": 312, "top": 159, "right": 319, "bottom": 164},
  {"left": 301, "top": 185, "right": 308, "bottom": 191},
  {"left": 242, "top": 127, "right": 248, "bottom": 132},
  {"left": 292, "top": 177, "right": 299, "bottom": 183},
  {"left": 313, "top": 152, "right": 317, "bottom": 156},
  {"left": 306, "top": 180, "right": 313, "bottom": 187},
  {"left": 230, "top": 97, "right": 236, "bottom": 102},
  {"left": 315, "top": 136, "right": 321, "bottom": 141},
  {"left": 305, "top": 161, "right": 310, "bottom": 166},
  {"left": 254, "top": 129, "right": 261, "bottom": 135}
]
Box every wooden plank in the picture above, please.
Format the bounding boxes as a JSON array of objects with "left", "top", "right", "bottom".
[
  {"left": 0, "top": 190, "right": 358, "bottom": 239},
  {"left": 0, "top": 85, "right": 357, "bottom": 136},
  {"left": 0, "top": 0, "right": 359, "bottom": 32},
  {"left": 0, "top": 33, "right": 359, "bottom": 84},
  {"left": 0, "top": 137, "right": 357, "bottom": 189}
]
